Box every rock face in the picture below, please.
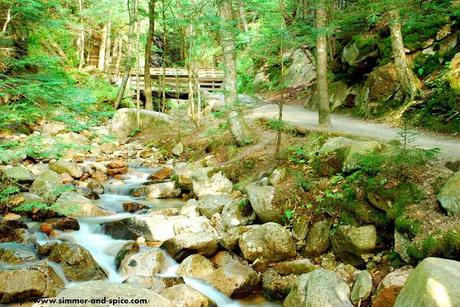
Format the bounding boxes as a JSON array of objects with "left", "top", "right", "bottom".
[
  {"left": 222, "top": 200, "right": 256, "bottom": 229},
  {"left": 53, "top": 191, "right": 109, "bottom": 217},
  {"left": 437, "top": 172, "right": 460, "bottom": 216},
  {"left": 161, "top": 231, "right": 219, "bottom": 261},
  {"left": 209, "top": 251, "right": 260, "bottom": 298},
  {"left": 2, "top": 166, "right": 35, "bottom": 183},
  {"left": 239, "top": 223, "right": 296, "bottom": 263},
  {"left": 351, "top": 270, "right": 373, "bottom": 304},
  {"left": 48, "top": 242, "right": 106, "bottom": 281},
  {"left": 161, "top": 284, "right": 214, "bottom": 307},
  {"left": 30, "top": 170, "right": 63, "bottom": 202},
  {"left": 447, "top": 52, "right": 460, "bottom": 91},
  {"left": 246, "top": 183, "right": 279, "bottom": 223},
  {"left": 394, "top": 258, "right": 460, "bottom": 307},
  {"left": 372, "top": 266, "right": 413, "bottom": 307},
  {"left": 49, "top": 160, "right": 83, "bottom": 178},
  {"left": 49, "top": 280, "right": 172, "bottom": 307},
  {"left": 0, "top": 261, "right": 64, "bottom": 304},
  {"left": 110, "top": 108, "right": 172, "bottom": 139},
  {"left": 119, "top": 249, "right": 165, "bottom": 278},
  {"left": 283, "top": 269, "right": 353, "bottom": 307},
  {"left": 331, "top": 225, "right": 377, "bottom": 265},
  {"left": 285, "top": 49, "right": 316, "bottom": 89},
  {"left": 304, "top": 220, "right": 331, "bottom": 256}
]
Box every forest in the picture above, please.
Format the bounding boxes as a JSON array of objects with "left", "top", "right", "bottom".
[{"left": 0, "top": 0, "right": 459, "bottom": 306}]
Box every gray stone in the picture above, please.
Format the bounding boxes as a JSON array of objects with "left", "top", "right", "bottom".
[
  {"left": 53, "top": 191, "right": 109, "bottom": 217},
  {"left": 2, "top": 166, "right": 35, "bottom": 183},
  {"left": 304, "top": 220, "right": 331, "bottom": 256},
  {"left": 197, "top": 195, "right": 232, "bottom": 219},
  {"left": 161, "top": 284, "right": 215, "bottom": 307},
  {"left": 372, "top": 266, "right": 413, "bottom": 307},
  {"left": 246, "top": 183, "right": 279, "bottom": 223},
  {"left": 394, "top": 258, "right": 460, "bottom": 307},
  {"left": 437, "top": 172, "right": 460, "bottom": 216},
  {"left": 162, "top": 231, "right": 219, "bottom": 261},
  {"left": 0, "top": 243, "right": 37, "bottom": 264},
  {"left": 283, "top": 269, "right": 352, "bottom": 307},
  {"left": 30, "top": 170, "right": 63, "bottom": 203},
  {"left": 177, "top": 254, "right": 216, "bottom": 281},
  {"left": 331, "top": 225, "right": 377, "bottom": 265},
  {"left": 104, "top": 215, "right": 175, "bottom": 242},
  {"left": 222, "top": 200, "right": 256, "bottom": 229},
  {"left": 351, "top": 270, "right": 373, "bottom": 304},
  {"left": 228, "top": 111, "right": 252, "bottom": 147},
  {"left": 49, "top": 160, "right": 83, "bottom": 178},
  {"left": 262, "top": 268, "right": 298, "bottom": 300},
  {"left": 285, "top": 49, "right": 316, "bottom": 89},
  {"left": 119, "top": 248, "right": 165, "bottom": 278}
]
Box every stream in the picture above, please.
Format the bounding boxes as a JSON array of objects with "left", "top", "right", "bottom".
[{"left": 27, "top": 167, "right": 280, "bottom": 307}]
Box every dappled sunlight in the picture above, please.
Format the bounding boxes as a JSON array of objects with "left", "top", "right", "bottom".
[{"left": 426, "top": 277, "right": 452, "bottom": 307}]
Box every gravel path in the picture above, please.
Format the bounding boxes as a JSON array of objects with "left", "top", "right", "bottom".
[{"left": 247, "top": 104, "right": 460, "bottom": 160}]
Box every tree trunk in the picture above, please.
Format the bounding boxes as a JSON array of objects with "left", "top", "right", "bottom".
[
  {"left": 161, "top": 0, "right": 167, "bottom": 112},
  {"left": 114, "top": 0, "right": 137, "bottom": 109},
  {"left": 135, "top": 5, "right": 141, "bottom": 129},
  {"left": 144, "top": 0, "right": 156, "bottom": 110},
  {"left": 78, "top": 0, "right": 85, "bottom": 69},
  {"left": 98, "top": 23, "right": 108, "bottom": 71},
  {"left": 316, "top": 0, "right": 331, "bottom": 127},
  {"left": 275, "top": 0, "right": 285, "bottom": 159},
  {"left": 238, "top": 0, "right": 248, "bottom": 32},
  {"left": 114, "top": 37, "right": 123, "bottom": 78},
  {"left": 388, "top": 9, "right": 421, "bottom": 100},
  {"left": 221, "top": 0, "right": 238, "bottom": 105},
  {"left": 104, "top": 20, "right": 112, "bottom": 72}
]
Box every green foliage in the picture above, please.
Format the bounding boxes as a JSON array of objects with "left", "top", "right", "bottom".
[
  {"left": 407, "top": 229, "right": 460, "bottom": 261},
  {"left": 287, "top": 146, "right": 310, "bottom": 164},
  {"left": 294, "top": 171, "right": 314, "bottom": 192},
  {"left": 395, "top": 215, "right": 422, "bottom": 236},
  {"left": 281, "top": 209, "right": 295, "bottom": 225}
]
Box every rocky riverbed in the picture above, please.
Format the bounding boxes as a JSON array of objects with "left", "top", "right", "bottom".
[{"left": 1, "top": 109, "right": 459, "bottom": 307}]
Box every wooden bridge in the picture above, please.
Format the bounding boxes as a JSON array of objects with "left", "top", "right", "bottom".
[{"left": 128, "top": 67, "right": 224, "bottom": 96}]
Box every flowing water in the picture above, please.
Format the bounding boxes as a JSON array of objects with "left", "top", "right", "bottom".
[{"left": 30, "top": 167, "right": 280, "bottom": 307}]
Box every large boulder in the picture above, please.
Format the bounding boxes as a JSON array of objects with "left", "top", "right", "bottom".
[
  {"left": 342, "top": 34, "right": 379, "bottom": 67},
  {"left": 110, "top": 108, "right": 172, "bottom": 140},
  {"left": 447, "top": 52, "right": 460, "bottom": 91},
  {"left": 161, "top": 231, "right": 219, "bottom": 261},
  {"left": 222, "top": 200, "right": 256, "bottom": 229},
  {"left": 161, "top": 284, "right": 214, "bottom": 307},
  {"left": 437, "top": 172, "right": 460, "bottom": 216},
  {"left": 104, "top": 215, "right": 176, "bottom": 242},
  {"left": 262, "top": 268, "right": 298, "bottom": 300},
  {"left": 372, "top": 266, "right": 413, "bottom": 307},
  {"left": 285, "top": 49, "right": 316, "bottom": 89},
  {"left": 0, "top": 261, "right": 64, "bottom": 304},
  {"left": 239, "top": 223, "right": 296, "bottom": 263},
  {"left": 48, "top": 242, "right": 106, "bottom": 281},
  {"left": 53, "top": 191, "right": 109, "bottom": 217},
  {"left": 331, "top": 225, "right": 377, "bottom": 265},
  {"left": 197, "top": 195, "right": 232, "bottom": 219},
  {"left": 246, "top": 183, "right": 279, "bottom": 223},
  {"left": 0, "top": 243, "right": 37, "bottom": 264},
  {"left": 2, "top": 166, "right": 35, "bottom": 183},
  {"left": 119, "top": 248, "right": 165, "bottom": 278},
  {"left": 209, "top": 251, "right": 260, "bottom": 298},
  {"left": 193, "top": 171, "right": 233, "bottom": 198},
  {"left": 342, "top": 141, "right": 381, "bottom": 172},
  {"left": 394, "top": 258, "right": 460, "bottom": 307},
  {"left": 228, "top": 111, "right": 252, "bottom": 147},
  {"left": 49, "top": 280, "right": 172, "bottom": 307},
  {"left": 283, "top": 269, "right": 352, "bottom": 307},
  {"left": 304, "top": 220, "right": 331, "bottom": 256},
  {"left": 0, "top": 219, "right": 29, "bottom": 243},
  {"left": 30, "top": 170, "right": 63, "bottom": 202},
  {"left": 132, "top": 182, "right": 181, "bottom": 199},
  {"left": 49, "top": 160, "right": 83, "bottom": 178},
  {"left": 177, "top": 254, "right": 216, "bottom": 281},
  {"left": 351, "top": 270, "right": 373, "bottom": 305},
  {"left": 319, "top": 137, "right": 355, "bottom": 155}
]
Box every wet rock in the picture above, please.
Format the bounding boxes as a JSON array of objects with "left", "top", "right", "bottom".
[
  {"left": 170, "top": 215, "right": 215, "bottom": 236},
  {"left": 123, "top": 202, "right": 148, "bottom": 213},
  {"left": 437, "top": 171, "right": 460, "bottom": 216},
  {"left": 30, "top": 170, "right": 63, "bottom": 202},
  {"left": 60, "top": 172, "right": 74, "bottom": 184},
  {"left": 0, "top": 243, "right": 37, "bottom": 264},
  {"left": 351, "top": 270, "right": 373, "bottom": 304},
  {"left": 283, "top": 269, "right": 352, "bottom": 307},
  {"left": 246, "top": 183, "right": 279, "bottom": 223},
  {"left": 104, "top": 215, "right": 175, "bottom": 242},
  {"left": 331, "top": 225, "right": 377, "bottom": 265},
  {"left": 219, "top": 225, "right": 253, "bottom": 250},
  {"left": 148, "top": 166, "right": 173, "bottom": 180},
  {"left": 273, "top": 259, "right": 316, "bottom": 275},
  {"left": 2, "top": 166, "right": 35, "bottom": 183},
  {"left": 132, "top": 182, "right": 181, "bottom": 199},
  {"left": 53, "top": 191, "right": 109, "bottom": 217},
  {"left": 177, "top": 254, "right": 216, "bottom": 281},
  {"left": 124, "top": 275, "right": 184, "bottom": 292},
  {"left": 304, "top": 220, "right": 331, "bottom": 256},
  {"left": 172, "top": 143, "right": 184, "bottom": 156},
  {"left": 49, "top": 160, "right": 83, "bottom": 178},
  {"left": 44, "top": 217, "right": 80, "bottom": 231},
  {"left": 193, "top": 171, "right": 233, "bottom": 198},
  {"left": 0, "top": 261, "right": 64, "bottom": 304},
  {"left": 262, "top": 268, "right": 297, "bottom": 300},
  {"left": 222, "top": 200, "right": 256, "bottom": 229},
  {"left": 239, "top": 223, "right": 296, "bottom": 263},
  {"left": 172, "top": 162, "right": 194, "bottom": 191},
  {"left": 115, "top": 241, "right": 139, "bottom": 268},
  {"left": 110, "top": 108, "right": 172, "bottom": 140},
  {"left": 119, "top": 248, "right": 165, "bottom": 278},
  {"left": 292, "top": 216, "right": 309, "bottom": 241},
  {"left": 210, "top": 251, "right": 260, "bottom": 298},
  {"left": 37, "top": 241, "right": 59, "bottom": 256},
  {"left": 0, "top": 219, "right": 28, "bottom": 243},
  {"left": 48, "top": 242, "right": 106, "bottom": 281},
  {"left": 162, "top": 231, "right": 219, "bottom": 262},
  {"left": 197, "top": 195, "right": 232, "bottom": 219},
  {"left": 394, "top": 258, "right": 460, "bottom": 307},
  {"left": 161, "top": 284, "right": 215, "bottom": 307},
  {"left": 372, "top": 266, "right": 413, "bottom": 307},
  {"left": 50, "top": 280, "right": 172, "bottom": 307}
]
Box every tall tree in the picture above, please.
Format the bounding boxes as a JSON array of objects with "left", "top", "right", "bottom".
[
  {"left": 221, "top": 0, "right": 238, "bottom": 105},
  {"left": 144, "top": 0, "right": 156, "bottom": 110},
  {"left": 388, "top": 9, "right": 421, "bottom": 100},
  {"left": 315, "top": 0, "right": 331, "bottom": 127}
]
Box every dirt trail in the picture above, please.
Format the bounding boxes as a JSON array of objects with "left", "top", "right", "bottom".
[{"left": 246, "top": 104, "right": 460, "bottom": 160}]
